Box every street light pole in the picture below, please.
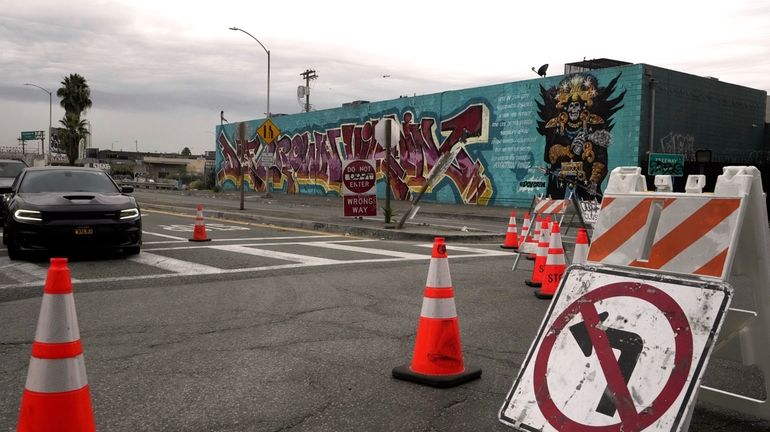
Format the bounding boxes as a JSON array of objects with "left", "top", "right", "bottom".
[
  {"left": 24, "top": 83, "right": 52, "bottom": 160},
  {"left": 229, "top": 26, "right": 272, "bottom": 205},
  {"left": 228, "top": 26, "right": 270, "bottom": 119}
]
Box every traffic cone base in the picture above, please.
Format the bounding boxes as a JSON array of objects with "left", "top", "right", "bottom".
[
  {"left": 533, "top": 289, "right": 554, "bottom": 300},
  {"left": 524, "top": 279, "right": 542, "bottom": 287},
  {"left": 392, "top": 237, "right": 481, "bottom": 388},
  {"left": 392, "top": 365, "right": 482, "bottom": 388}
]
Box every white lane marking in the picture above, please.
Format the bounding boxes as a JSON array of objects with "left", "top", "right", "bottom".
[
  {"left": 300, "top": 242, "right": 427, "bottom": 259},
  {"left": 142, "top": 230, "right": 188, "bottom": 241},
  {"left": 209, "top": 244, "right": 341, "bottom": 265},
  {"left": 142, "top": 234, "right": 345, "bottom": 245},
  {"left": 0, "top": 258, "right": 51, "bottom": 283},
  {"left": 129, "top": 252, "right": 222, "bottom": 274}
]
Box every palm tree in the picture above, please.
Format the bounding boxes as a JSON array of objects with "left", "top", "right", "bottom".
[
  {"left": 56, "top": 73, "right": 92, "bottom": 164},
  {"left": 59, "top": 113, "right": 90, "bottom": 165},
  {"left": 57, "top": 74, "right": 92, "bottom": 116}
]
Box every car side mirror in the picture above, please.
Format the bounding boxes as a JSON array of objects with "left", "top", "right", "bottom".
[{"left": 121, "top": 186, "right": 134, "bottom": 193}]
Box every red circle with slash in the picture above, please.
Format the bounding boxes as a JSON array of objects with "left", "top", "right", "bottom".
[{"left": 532, "top": 282, "right": 693, "bottom": 431}]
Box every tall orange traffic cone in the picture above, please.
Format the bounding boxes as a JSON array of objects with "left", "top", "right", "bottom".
[
  {"left": 525, "top": 215, "right": 542, "bottom": 260},
  {"left": 189, "top": 204, "right": 211, "bottom": 242},
  {"left": 519, "top": 212, "right": 531, "bottom": 247},
  {"left": 17, "top": 258, "right": 96, "bottom": 432},
  {"left": 524, "top": 219, "right": 550, "bottom": 287},
  {"left": 535, "top": 221, "right": 566, "bottom": 299},
  {"left": 500, "top": 212, "right": 519, "bottom": 249},
  {"left": 572, "top": 228, "right": 589, "bottom": 265},
  {"left": 392, "top": 237, "right": 481, "bottom": 388}
]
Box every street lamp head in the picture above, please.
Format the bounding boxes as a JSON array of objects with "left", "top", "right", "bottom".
[{"left": 229, "top": 27, "right": 239, "bottom": 31}]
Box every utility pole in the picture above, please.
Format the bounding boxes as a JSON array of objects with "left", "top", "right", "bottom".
[{"left": 300, "top": 69, "right": 317, "bottom": 112}]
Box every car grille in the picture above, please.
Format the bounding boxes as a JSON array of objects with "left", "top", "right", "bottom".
[{"left": 42, "top": 211, "right": 120, "bottom": 221}]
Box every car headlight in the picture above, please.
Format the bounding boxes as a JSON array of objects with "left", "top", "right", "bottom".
[
  {"left": 120, "top": 208, "right": 140, "bottom": 220},
  {"left": 14, "top": 209, "right": 42, "bottom": 222}
]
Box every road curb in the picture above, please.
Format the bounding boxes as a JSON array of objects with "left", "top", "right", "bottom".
[{"left": 140, "top": 203, "right": 504, "bottom": 243}]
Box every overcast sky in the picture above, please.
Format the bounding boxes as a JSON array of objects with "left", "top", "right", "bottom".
[{"left": 1, "top": 0, "right": 768, "bottom": 155}]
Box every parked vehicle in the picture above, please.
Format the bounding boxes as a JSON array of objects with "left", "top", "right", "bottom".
[{"left": 2, "top": 166, "right": 142, "bottom": 260}]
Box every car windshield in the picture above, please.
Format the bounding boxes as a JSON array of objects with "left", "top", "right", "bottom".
[
  {"left": 19, "top": 170, "right": 119, "bottom": 193},
  {"left": 0, "top": 161, "right": 25, "bottom": 178}
]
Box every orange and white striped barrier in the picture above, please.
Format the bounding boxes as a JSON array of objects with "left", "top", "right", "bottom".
[
  {"left": 571, "top": 227, "right": 589, "bottom": 265},
  {"left": 534, "top": 221, "right": 565, "bottom": 299},
  {"left": 524, "top": 219, "right": 550, "bottom": 287},
  {"left": 585, "top": 166, "right": 770, "bottom": 421},
  {"left": 500, "top": 212, "right": 519, "bottom": 249},
  {"left": 392, "top": 237, "right": 481, "bottom": 388},
  {"left": 533, "top": 197, "right": 569, "bottom": 215},
  {"left": 17, "top": 258, "right": 96, "bottom": 432},
  {"left": 189, "top": 204, "right": 212, "bottom": 242}
]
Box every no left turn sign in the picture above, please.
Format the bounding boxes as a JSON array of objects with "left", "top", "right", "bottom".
[{"left": 500, "top": 265, "right": 731, "bottom": 432}]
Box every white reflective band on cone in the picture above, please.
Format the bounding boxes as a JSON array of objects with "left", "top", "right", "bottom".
[
  {"left": 546, "top": 252, "right": 566, "bottom": 265},
  {"left": 35, "top": 294, "right": 80, "bottom": 343},
  {"left": 426, "top": 259, "right": 452, "bottom": 288},
  {"left": 25, "top": 355, "right": 88, "bottom": 393},
  {"left": 420, "top": 298, "right": 457, "bottom": 319}
]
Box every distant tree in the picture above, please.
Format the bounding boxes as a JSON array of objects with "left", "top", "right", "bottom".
[
  {"left": 57, "top": 74, "right": 92, "bottom": 115},
  {"left": 181, "top": 147, "right": 192, "bottom": 156},
  {"left": 56, "top": 74, "right": 92, "bottom": 164},
  {"left": 59, "top": 113, "right": 90, "bottom": 165}
]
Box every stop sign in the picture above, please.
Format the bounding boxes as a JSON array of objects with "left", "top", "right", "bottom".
[{"left": 342, "top": 160, "right": 376, "bottom": 194}]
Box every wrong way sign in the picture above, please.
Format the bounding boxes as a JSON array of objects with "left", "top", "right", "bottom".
[{"left": 500, "top": 265, "right": 731, "bottom": 432}]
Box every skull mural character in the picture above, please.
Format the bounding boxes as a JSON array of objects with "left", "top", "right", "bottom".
[{"left": 535, "top": 73, "right": 626, "bottom": 200}]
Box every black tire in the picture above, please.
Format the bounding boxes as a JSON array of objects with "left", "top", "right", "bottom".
[
  {"left": 6, "top": 236, "right": 22, "bottom": 261},
  {"left": 124, "top": 246, "right": 141, "bottom": 256}
]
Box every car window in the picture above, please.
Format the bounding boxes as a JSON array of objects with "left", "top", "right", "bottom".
[
  {"left": 0, "top": 161, "right": 25, "bottom": 178},
  {"left": 18, "top": 170, "right": 120, "bottom": 193}
]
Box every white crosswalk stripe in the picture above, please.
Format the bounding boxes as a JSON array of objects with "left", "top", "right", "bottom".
[{"left": 0, "top": 236, "right": 510, "bottom": 290}]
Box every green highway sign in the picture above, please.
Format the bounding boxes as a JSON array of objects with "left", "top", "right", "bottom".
[
  {"left": 20, "top": 130, "right": 43, "bottom": 140},
  {"left": 648, "top": 153, "right": 684, "bottom": 177}
]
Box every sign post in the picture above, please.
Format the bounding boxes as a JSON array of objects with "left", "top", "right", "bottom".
[
  {"left": 374, "top": 118, "right": 401, "bottom": 224},
  {"left": 257, "top": 118, "right": 281, "bottom": 198},
  {"left": 342, "top": 159, "right": 377, "bottom": 217}
]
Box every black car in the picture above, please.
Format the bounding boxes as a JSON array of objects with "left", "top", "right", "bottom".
[
  {"left": 0, "top": 159, "right": 27, "bottom": 193},
  {"left": 2, "top": 166, "right": 142, "bottom": 260}
]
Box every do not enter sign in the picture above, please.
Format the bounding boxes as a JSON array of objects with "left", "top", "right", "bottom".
[
  {"left": 343, "top": 159, "right": 376, "bottom": 194},
  {"left": 342, "top": 159, "right": 377, "bottom": 217},
  {"left": 500, "top": 265, "right": 731, "bottom": 432}
]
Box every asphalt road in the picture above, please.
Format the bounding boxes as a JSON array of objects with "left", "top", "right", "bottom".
[{"left": 0, "top": 210, "right": 768, "bottom": 431}]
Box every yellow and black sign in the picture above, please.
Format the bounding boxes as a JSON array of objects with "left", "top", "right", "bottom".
[{"left": 257, "top": 118, "right": 281, "bottom": 145}]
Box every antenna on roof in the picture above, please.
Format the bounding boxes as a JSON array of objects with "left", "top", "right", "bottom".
[{"left": 532, "top": 64, "right": 548, "bottom": 77}]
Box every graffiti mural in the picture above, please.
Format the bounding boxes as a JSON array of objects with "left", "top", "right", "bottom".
[
  {"left": 536, "top": 73, "right": 626, "bottom": 199},
  {"left": 216, "top": 104, "right": 494, "bottom": 205},
  {"left": 215, "top": 66, "right": 642, "bottom": 207}
]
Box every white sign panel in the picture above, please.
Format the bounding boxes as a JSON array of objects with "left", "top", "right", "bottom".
[{"left": 500, "top": 265, "right": 731, "bottom": 432}]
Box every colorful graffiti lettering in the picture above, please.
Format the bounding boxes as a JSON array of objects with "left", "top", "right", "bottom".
[{"left": 216, "top": 104, "right": 494, "bottom": 204}]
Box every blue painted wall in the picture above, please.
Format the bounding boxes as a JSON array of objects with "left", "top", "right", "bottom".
[{"left": 215, "top": 65, "right": 645, "bottom": 206}]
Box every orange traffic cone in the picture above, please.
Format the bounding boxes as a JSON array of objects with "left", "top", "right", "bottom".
[
  {"left": 500, "top": 212, "right": 519, "bottom": 249},
  {"left": 535, "top": 221, "right": 566, "bottom": 299},
  {"left": 525, "top": 219, "right": 550, "bottom": 287},
  {"left": 392, "top": 237, "right": 481, "bottom": 388},
  {"left": 525, "top": 215, "right": 542, "bottom": 260},
  {"left": 17, "top": 258, "right": 96, "bottom": 432},
  {"left": 572, "top": 228, "right": 589, "bottom": 265},
  {"left": 519, "top": 212, "right": 531, "bottom": 247},
  {"left": 189, "top": 204, "right": 211, "bottom": 242}
]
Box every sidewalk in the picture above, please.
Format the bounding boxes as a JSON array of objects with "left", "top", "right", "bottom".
[{"left": 132, "top": 189, "right": 519, "bottom": 243}]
